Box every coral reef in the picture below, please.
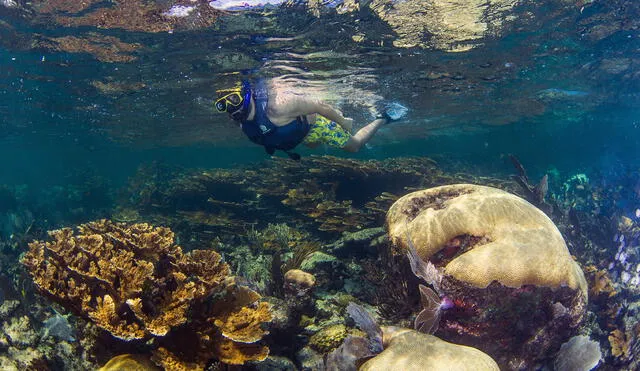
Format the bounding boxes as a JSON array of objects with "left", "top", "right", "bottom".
[
  {"left": 386, "top": 184, "right": 588, "bottom": 368},
  {"left": 283, "top": 269, "right": 316, "bottom": 297},
  {"left": 0, "top": 297, "right": 96, "bottom": 371},
  {"left": 360, "top": 326, "right": 499, "bottom": 371},
  {"left": 309, "top": 324, "right": 348, "bottom": 353},
  {"left": 21, "top": 219, "right": 272, "bottom": 367},
  {"left": 123, "top": 156, "right": 515, "bottom": 245},
  {"left": 8, "top": 156, "right": 636, "bottom": 370},
  {"left": 99, "top": 354, "right": 160, "bottom": 371}
]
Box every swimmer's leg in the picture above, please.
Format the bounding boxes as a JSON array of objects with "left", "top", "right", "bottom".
[{"left": 342, "top": 118, "right": 387, "bottom": 153}]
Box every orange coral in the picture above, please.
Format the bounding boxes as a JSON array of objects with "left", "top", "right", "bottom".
[
  {"left": 609, "top": 329, "right": 631, "bottom": 359},
  {"left": 22, "top": 220, "right": 271, "bottom": 366},
  {"left": 151, "top": 347, "right": 204, "bottom": 371},
  {"left": 585, "top": 265, "right": 617, "bottom": 299},
  {"left": 213, "top": 338, "right": 270, "bottom": 365}
]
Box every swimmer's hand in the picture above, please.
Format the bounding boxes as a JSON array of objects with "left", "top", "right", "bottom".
[{"left": 341, "top": 117, "right": 354, "bottom": 132}]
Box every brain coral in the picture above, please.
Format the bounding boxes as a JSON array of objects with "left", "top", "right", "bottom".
[
  {"left": 360, "top": 326, "right": 499, "bottom": 371},
  {"left": 385, "top": 184, "right": 588, "bottom": 368},
  {"left": 386, "top": 184, "right": 587, "bottom": 296}
]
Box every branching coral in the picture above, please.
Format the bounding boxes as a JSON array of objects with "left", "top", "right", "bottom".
[
  {"left": 22, "top": 219, "right": 272, "bottom": 367},
  {"left": 585, "top": 265, "right": 617, "bottom": 300},
  {"left": 609, "top": 329, "right": 632, "bottom": 359}
]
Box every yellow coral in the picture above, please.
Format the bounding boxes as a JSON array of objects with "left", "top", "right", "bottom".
[
  {"left": 213, "top": 337, "right": 270, "bottom": 365},
  {"left": 150, "top": 348, "right": 204, "bottom": 371},
  {"left": 360, "top": 326, "right": 499, "bottom": 371},
  {"left": 386, "top": 184, "right": 587, "bottom": 297},
  {"left": 585, "top": 265, "right": 617, "bottom": 299},
  {"left": 22, "top": 220, "right": 272, "bottom": 367},
  {"left": 609, "top": 329, "right": 631, "bottom": 358},
  {"left": 214, "top": 302, "right": 272, "bottom": 344},
  {"left": 99, "top": 354, "right": 160, "bottom": 371},
  {"left": 309, "top": 324, "right": 348, "bottom": 353}
]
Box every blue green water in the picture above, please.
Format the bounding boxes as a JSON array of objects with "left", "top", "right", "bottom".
[
  {"left": 0, "top": 1, "right": 637, "bottom": 188},
  {"left": 1, "top": 0, "right": 639, "bottom": 369}
]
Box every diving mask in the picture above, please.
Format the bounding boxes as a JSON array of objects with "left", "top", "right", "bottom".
[{"left": 214, "top": 91, "right": 244, "bottom": 113}]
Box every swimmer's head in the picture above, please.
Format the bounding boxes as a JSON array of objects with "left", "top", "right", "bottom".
[{"left": 215, "top": 81, "right": 252, "bottom": 121}]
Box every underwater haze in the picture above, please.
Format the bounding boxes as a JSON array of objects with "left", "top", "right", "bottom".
[{"left": 0, "top": 0, "right": 639, "bottom": 370}]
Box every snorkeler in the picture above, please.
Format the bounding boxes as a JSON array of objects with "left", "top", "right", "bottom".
[{"left": 214, "top": 79, "right": 406, "bottom": 160}]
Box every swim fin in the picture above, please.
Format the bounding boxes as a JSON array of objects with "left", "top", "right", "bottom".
[{"left": 376, "top": 102, "right": 408, "bottom": 123}]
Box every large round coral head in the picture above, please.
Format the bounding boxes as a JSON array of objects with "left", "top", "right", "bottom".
[{"left": 386, "top": 184, "right": 587, "bottom": 297}]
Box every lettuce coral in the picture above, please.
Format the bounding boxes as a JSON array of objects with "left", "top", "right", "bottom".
[{"left": 22, "top": 219, "right": 272, "bottom": 367}]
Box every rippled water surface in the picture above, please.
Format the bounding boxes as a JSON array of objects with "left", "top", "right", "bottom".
[{"left": 1, "top": 0, "right": 637, "bottom": 173}]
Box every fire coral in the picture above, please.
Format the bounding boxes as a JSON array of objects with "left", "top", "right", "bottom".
[{"left": 21, "top": 219, "right": 272, "bottom": 367}]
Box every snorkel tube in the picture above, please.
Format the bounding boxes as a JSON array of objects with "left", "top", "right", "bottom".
[
  {"left": 227, "top": 79, "right": 252, "bottom": 122},
  {"left": 241, "top": 79, "right": 252, "bottom": 113}
]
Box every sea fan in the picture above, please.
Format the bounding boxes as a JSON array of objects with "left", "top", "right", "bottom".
[
  {"left": 325, "top": 335, "right": 372, "bottom": 371},
  {"left": 554, "top": 335, "right": 602, "bottom": 371},
  {"left": 346, "top": 303, "right": 383, "bottom": 353},
  {"left": 405, "top": 229, "right": 442, "bottom": 293},
  {"left": 414, "top": 285, "right": 442, "bottom": 334}
]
